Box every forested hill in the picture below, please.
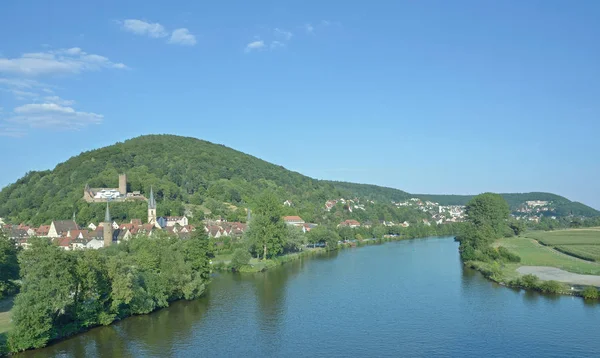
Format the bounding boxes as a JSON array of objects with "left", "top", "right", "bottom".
[
  {"left": 0, "top": 134, "right": 597, "bottom": 225},
  {"left": 415, "top": 193, "right": 599, "bottom": 217},
  {"left": 326, "top": 182, "right": 598, "bottom": 217}
]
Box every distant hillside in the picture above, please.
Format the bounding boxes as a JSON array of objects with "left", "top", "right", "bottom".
[
  {"left": 417, "top": 192, "right": 599, "bottom": 217},
  {"left": 0, "top": 135, "right": 597, "bottom": 226}
]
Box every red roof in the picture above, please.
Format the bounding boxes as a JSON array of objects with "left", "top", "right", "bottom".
[
  {"left": 57, "top": 237, "right": 73, "bottom": 247},
  {"left": 283, "top": 216, "right": 304, "bottom": 222},
  {"left": 36, "top": 225, "right": 50, "bottom": 235}
]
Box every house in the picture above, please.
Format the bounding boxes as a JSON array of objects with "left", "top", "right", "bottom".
[
  {"left": 157, "top": 216, "right": 189, "bottom": 228},
  {"left": 87, "top": 223, "right": 97, "bottom": 230},
  {"left": 7, "top": 228, "right": 29, "bottom": 241},
  {"left": 48, "top": 220, "right": 79, "bottom": 238},
  {"left": 56, "top": 237, "right": 73, "bottom": 250},
  {"left": 338, "top": 220, "right": 361, "bottom": 228},
  {"left": 36, "top": 225, "right": 51, "bottom": 237},
  {"left": 283, "top": 200, "right": 293, "bottom": 207},
  {"left": 86, "top": 238, "right": 104, "bottom": 250},
  {"left": 325, "top": 200, "right": 337, "bottom": 211},
  {"left": 283, "top": 216, "right": 305, "bottom": 226},
  {"left": 130, "top": 219, "right": 142, "bottom": 226},
  {"left": 401, "top": 221, "right": 410, "bottom": 228},
  {"left": 302, "top": 223, "right": 318, "bottom": 233},
  {"left": 422, "top": 219, "right": 431, "bottom": 226}
]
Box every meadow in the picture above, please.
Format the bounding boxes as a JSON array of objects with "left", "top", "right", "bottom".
[
  {"left": 524, "top": 229, "right": 600, "bottom": 262},
  {"left": 495, "top": 235, "right": 600, "bottom": 276}
]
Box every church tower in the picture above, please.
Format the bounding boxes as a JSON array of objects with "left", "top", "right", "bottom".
[
  {"left": 148, "top": 186, "right": 157, "bottom": 225},
  {"left": 103, "top": 202, "right": 113, "bottom": 247}
]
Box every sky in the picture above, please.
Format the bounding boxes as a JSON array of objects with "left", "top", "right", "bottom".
[{"left": 0, "top": 0, "right": 599, "bottom": 209}]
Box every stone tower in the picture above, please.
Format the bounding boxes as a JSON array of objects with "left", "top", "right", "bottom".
[
  {"left": 118, "top": 174, "right": 127, "bottom": 196},
  {"left": 103, "top": 202, "right": 113, "bottom": 247},
  {"left": 148, "top": 186, "right": 157, "bottom": 225}
]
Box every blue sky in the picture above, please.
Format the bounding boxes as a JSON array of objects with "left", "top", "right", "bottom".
[{"left": 1, "top": 0, "right": 599, "bottom": 209}]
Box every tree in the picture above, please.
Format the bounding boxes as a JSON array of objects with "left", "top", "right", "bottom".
[
  {"left": 465, "top": 193, "right": 510, "bottom": 237},
  {"left": 0, "top": 230, "right": 19, "bottom": 297},
  {"left": 582, "top": 286, "right": 599, "bottom": 300},
  {"left": 9, "top": 237, "right": 78, "bottom": 352},
  {"left": 231, "top": 248, "right": 251, "bottom": 271},
  {"left": 246, "top": 190, "right": 287, "bottom": 260},
  {"left": 307, "top": 226, "right": 340, "bottom": 251},
  {"left": 284, "top": 225, "right": 306, "bottom": 253}
]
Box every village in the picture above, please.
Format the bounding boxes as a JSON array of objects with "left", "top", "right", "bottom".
[{"left": 0, "top": 175, "right": 558, "bottom": 251}]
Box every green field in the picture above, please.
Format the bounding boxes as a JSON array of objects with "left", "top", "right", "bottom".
[
  {"left": 526, "top": 229, "right": 600, "bottom": 246},
  {"left": 524, "top": 229, "right": 600, "bottom": 262},
  {"left": 496, "top": 236, "right": 600, "bottom": 276},
  {"left": 554, "top": 245, "right": 600, "bottom": 262}
]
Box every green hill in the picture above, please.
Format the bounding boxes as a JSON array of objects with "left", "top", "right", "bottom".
[{"left": 0, "top": 135, "right": 597, "bottom": 226}]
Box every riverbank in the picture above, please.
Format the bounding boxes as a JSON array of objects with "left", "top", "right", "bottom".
[
  {"left": 210, "top": 235, "right": 428, "bottom": 273},
  {"left": 466, "top": 233, "right": 600, "bottom": 299}
]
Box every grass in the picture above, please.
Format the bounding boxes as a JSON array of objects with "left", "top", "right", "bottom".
[
  {"left": 0, "top": 296, "right": 13, "bottom": 335},
  {"left": 496, "top": 236, "right": 600, "bottom": 275},
  {"left": 554, "top": 245, "right": 600, "bottom": 262},
  {"left": 0, "top": 296, "right": 14, "bottom": 353},
  {"left": 525, "top": 230, "right": 600, "bottom": 246}
]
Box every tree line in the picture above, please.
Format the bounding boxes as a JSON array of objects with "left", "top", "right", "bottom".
[{"left": 3, "top": 231, "right": 211, "bottom": 353}]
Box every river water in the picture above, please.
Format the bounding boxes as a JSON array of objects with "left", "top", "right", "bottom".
[{"left": 18, "top": 237, "right": 600, "bottom": 357}]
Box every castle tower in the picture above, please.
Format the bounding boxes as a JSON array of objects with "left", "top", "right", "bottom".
[
  {"left": 103, "top": 202, "right": 113, "bottom": 247},
  {"left": 118, "top": 174, "right": 127, "bottom": 196},
  {"left": 148, "top": 186, "right": 157, "bottom": 225}
]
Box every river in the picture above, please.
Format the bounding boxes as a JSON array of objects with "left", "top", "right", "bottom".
[{"left": 18, "top": 237, "right": 600, "bottom": 357}]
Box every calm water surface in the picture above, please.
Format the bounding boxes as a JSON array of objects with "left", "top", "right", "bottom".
[{"left": 19, "top": 237, "right": 600, "bottom": 357}]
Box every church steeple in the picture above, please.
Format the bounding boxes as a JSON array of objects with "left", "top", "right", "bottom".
[
  {"left": 103, "top": 202, "right": 113, "bottom": 247},
  {"left": 148, "top": 186, "right": 157, "bottom": 225},
  {"left": 105, "top": 201, "right": 111, "bottom": 223},
  {"left": 149, "top": 186, "right": 156, "bottom": 209}
]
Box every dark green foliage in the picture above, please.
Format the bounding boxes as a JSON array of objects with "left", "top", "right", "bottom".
[
  {"left": 517, "top": 274, "right": 539, "bottom": 289},
  {"left": 246, "top": 190, "right": 287, "bottom": 260},
  {"left": 538, "top": 280, "right": 564, "bottom": 294},
  {"left": 465, "top": 193, "right": 510, "bottom": 236},
  {"left": 307, "top": 226, "right": 340, "bottom": 251},
  {"left": 457, "top": 193, "right": 521, "bottom": 264},
  {"left": 0, "top": 230, "right": 19, "bottom": 298},
  {"left": 582, "top": 286, "right": 599, "bottom": 300},
  {"left": 7, "top": 234, "right": 211, "bottom": 353},
  {"left": 1, "top": 135, "right": 595, "bottom": 228},
  {"left": 231, "top": 249, "right": 251, "bottom": 271}
]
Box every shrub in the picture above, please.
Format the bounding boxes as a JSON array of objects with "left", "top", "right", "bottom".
[
  {"left": 520, "top": 274, "right": 539, "bottom": 289},
  {"left": 497, "top": 246, "right": 521, "bottom": 263},
  {"left": 230, "top": 248, "right": 251, "bottom": 271},
  {"left": 582, "top": 286, "right": 599, "bottom": 300},
  {"left": 538, "top": 280, "right": 563, "bottom": 294}
]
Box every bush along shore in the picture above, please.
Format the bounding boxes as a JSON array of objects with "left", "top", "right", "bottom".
[
  {"left": 0, "top": 231, "right": 212, "bottom": 354},
  {"left": 456, "top": 193, "right": 600, "bottom": 301},
  {"left": 213, "top": 231, "right": 461, "bottom": 273}
]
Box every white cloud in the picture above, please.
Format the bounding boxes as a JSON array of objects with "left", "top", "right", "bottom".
[
  {"left": 9, "top": 89, "right": 38, "bottom": 98},
  {"left": 304, "top": 23, "right": 314, "bottom": 34},
  {"left": 274, "top": 28, "right": 293, "bottom": 41},
  {"left": 0, "top": 48, "right": 127, "bottom": 76},
  {"left": 44, "top": 96, "right": 75, "bottom": 106},
  {"left": 121, "top": 19, "right": 168, "bottom": 38},
  {"left": 245, "top": 40, "right": 266, "bottom": 53},
  {"left": 0, "top": 123, "right": 26, "bottom": 138},
  {"left": 9, "top": 102, "right": 103, "bottom": 129},
  {"left": 168, "top": 28, "right": 197, "bottom": 46},
  {"left": 270, "top": 41, "right": 285, "bottom": 49},
  {"left": 0, "top": 78, "right": 48, "bottom": 90}
]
